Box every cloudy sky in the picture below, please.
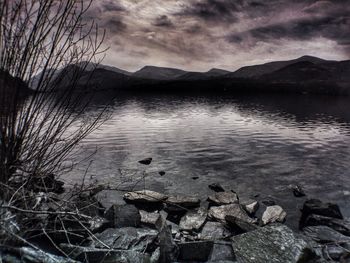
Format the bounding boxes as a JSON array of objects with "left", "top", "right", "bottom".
[{"left": 86, "top": 0, "right": 350, "bottom": 72}]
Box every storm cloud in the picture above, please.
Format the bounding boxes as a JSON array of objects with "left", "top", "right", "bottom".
[{"left": 85, "top": 0, "right": 350, "bottom": 71}]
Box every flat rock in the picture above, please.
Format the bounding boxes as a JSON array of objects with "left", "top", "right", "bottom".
[
  {"left": 302, "top": 214, "right": 350, "bottom": 236},
  {"left": 262, "top": 205, "right": 287, "bottom": 225},
  {"left": 208, "top": 204, "right": 256, "bottom": 224},
  {"left": 208, "top": 192, "right": 239, "bottom": 205},
  {"left": 104, "top": 204, "right": 141, "bottom": 228},
  {"left": 240, "top": 198, "right": 259, "bottom": 215},
  {"left": 303, "top": 225, "right": 350, "bottom": 244},
  {"left": 60, "top": 244, "right": 150, "bottom": 263},
  {"left": 200, "top": 221, "right": 232, "bottom": 240},
  {"left": 167, "top": 195, "right": 201, "bottom": 208},
  {"left": 179, "top": 207, "right": 207, "bottom": 231},
  {"left": 178, "top": 241, "right": 214, "bottom": 262},
  {"left": 140, "top": 210, "right": 161, "bottom": 227},
  {"left": 208, "top": 241, "right": 236, "bottom": 262},
  {"left": 124, "top": 190, "right": 168, "bottom": 203},
  {"left": 300, "top": 199, "right": 343, "bottom": 227},
  {"left": 232, "top": 224, "right": 316, "bottom": 263},
  {"left": 94, "top": 227, "right": 158, "bottom": 252}
]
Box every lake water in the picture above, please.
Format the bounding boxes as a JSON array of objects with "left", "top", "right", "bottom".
[{"left": 68, "top": 92, "right": 350, "bottom": 229}]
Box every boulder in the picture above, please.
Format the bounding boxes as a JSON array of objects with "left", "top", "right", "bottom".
[
  {"left": 60, "top": 244, "right": 150, "bottom": 263},
  {"left": 208, "top": 183, "right": 225, "bottom": 192},
  {"left": 124, "top": 190, "right": 167, "bottom": 203},
  {"left": 232, "top": 224, "right": 316, "bottom": 263},
  {"left": 94, "top": 227, "right": 158, "bottom": 252},
  {"left": 303, "top": 225, "right": 350, "bottom": 244},
  {"left": 208, "top": 192, "right": 238, "bottom": 206},
  {"left": 262, "top": 205, "right": 287, "bottom": 225},
  {"left": 301, "top": 214, "right": 350, "bottom": 236},
  {"left": 199, "top": 221, "right": 232, "bottom": 240},
  {"left": 300, "top": 199, "right": 343, "bottom": 227},
  {"left": 179, "top": 207, "right": 207, "bottom": 231},
  {"left": 178, "top": 241, "right": 214, "bottom": 262},
  {"left": 208, "top": 204, "right": 256, "bottom": 224},
  {"left": 104, "top": 204, "right": 141, "bottom": 228},
  {"left": 140, "top": 210, "right": 161, "bottom": 228},
  {"left": 240, "top": 198, "right": 259, "bottom": 215}
]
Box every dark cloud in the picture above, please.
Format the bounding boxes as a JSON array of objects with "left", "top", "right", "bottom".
[
  {"left": 153, "top": 15, "right": 174, "bottom": 27},
  {"left": 178, "top": 0, "right": 242, "bottom": 22},
  {"left": 107, "top": 18, "right": 128, "bottom": 33}
]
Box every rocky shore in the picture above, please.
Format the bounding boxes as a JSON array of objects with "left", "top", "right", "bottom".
[{"left": 1, "top": 173, "right": 350, "bottom": 263}]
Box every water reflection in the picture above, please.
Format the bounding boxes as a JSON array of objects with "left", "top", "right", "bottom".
[{"left": 66, "top": 92, "right": 350, "bottom": 229}]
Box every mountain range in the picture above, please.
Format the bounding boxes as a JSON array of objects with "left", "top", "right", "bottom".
[{"left": 29, "top": 55, "right": 350, "bottom": 95}]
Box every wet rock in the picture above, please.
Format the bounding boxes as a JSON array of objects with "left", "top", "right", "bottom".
[
  {"left": 124, "top": 190, "right": 167, "bottom": 203},
  {"left": 140, "top": 210, "right": 161, "bottom": 228},
  {"left": 94, "top": 190, "right": 126, "bottom": 209},
  {"left": 192, "top": 176, "right": 199, "bottom": 180},
  {"left": 60, "top": 244, "right": 150, "bottom": 263},
  {"left": 208, "top": 183, "right": 225, "bottom": 192},
  {"left": 301, "top": 214, "right": 350, "bottom": 236},
  {"left": 208, "top": 204, "right": 256, "bottom": 224},
  {"left": 138, "top": 157, "right": 152, "bottom": 165},
  {"left": 300, "top": 199, "right": 343, "bottom": 227},
  {"left": 240, "top": 198, "right": 259, "bottom": 215},
  {"left": 0, "top": 246, "right": 76, "bottom": 263},
  {"left": 200, "top": 221, "right": 232, "bottom": 240},
  {"left": 179, "top": 207, "right": 207, "bottom": 231},
  {"left": 178, "top": 241, "right": 214, "bottom": 262},
  {"left": 289, "top": 184, "right": 306, "bottom": 197},
  {"left": 104, "top": 204, "right": 141, "bottom": 228},
  {"left": 226, "top": 215, "right": 259, "bottom": 233},
  {"left": 323, "top": 244, "right": 350, "bottom": 261},
  {"left": 167, "top": 195, "right": 201, "bottom": 208},
  {"left": 208, "top": 192, "right": 238, "bottom": 206},
  {"left": 232, "top": 224, "right": 316, "bottom": 263},
  {"left": 303, "top": 225, "right": 350, "bottom": 244},
  {"left": 94, "top": 227, "right": 158, "bottom": 252},
  {"left": 262, "top": 205, "right": 287, "bottom": 225},
  {"left": 159, "top": 171, "right": 166, "bottom": 176},
  {"left": 208, "top": 241, "right": 236, "bottom": 262}
]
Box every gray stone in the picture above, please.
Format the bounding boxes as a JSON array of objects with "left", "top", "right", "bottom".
[
  {"left": 225, "top": 215, "right": 259, "bottom": 233},
  {"left": 124, "top": 190, "right": 167, "bottom": 203},
  {"left": 104, "top": 204, "right": 141, "bottom": 228},
  {"left": 208, "top": 241, "right": 236, "bottom": 262},
  {"left": 140, "top": 210, "right": 161, "bottom": 227},
  {"left": 303, "top": 225, "right": 350, "bottom": 244},
  {"left": 208, "top": 192, "right": 239, "bottom": 205},
  {"left": 262, "top": 205, "right": 287, "bottom": 225},
  {"left": 60, "top": 244, "right": 150, "bottom": 263},
  {"left": 179, "top": 207, "right": 207, "bottom": 231},
  {"left": 167, "top": 195, "right": 201, "bottom": 208},
  {"left": 94, "top": 227, "right": 158, "bottom": 252},
  {"left": 240, "top": 198, "right": 259, "bottom": 215},
  {"left": 178, "top": 241, "right": 214, "bottom": 262},
  {"left": 302, "top": 214, "right": 350, "bottom": 236},
  {"left": 232, "top": 224, "right": 316, "bottom": 263},
  {"left": 157, "top": 214, "right": 179, "bottom": 263},
  {"left": 88, "top": 216, "right": 109, "bottom": 233},
  {"left": 208, "top": 204, "right": 256, "bottom": 224},
  {"left": 200, "top": 222, "right": 232, "bottom": 240},
  {"left": 323, "top": 244, "right": 349, "bottom": 261}
]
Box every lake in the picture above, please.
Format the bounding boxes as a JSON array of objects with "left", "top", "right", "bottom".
[{"left": 67, "top": 92, "right": 350, "bottom": 229}]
